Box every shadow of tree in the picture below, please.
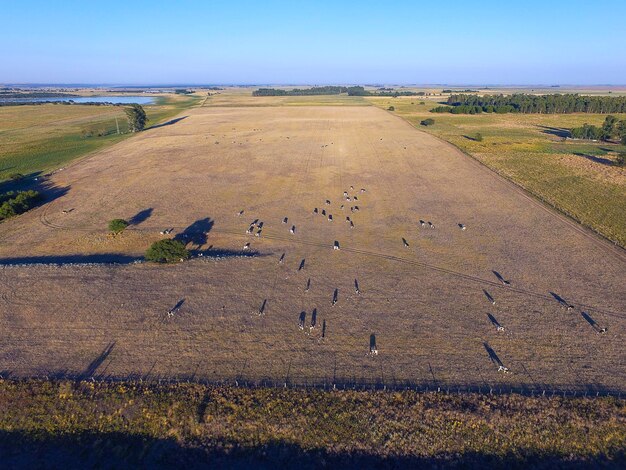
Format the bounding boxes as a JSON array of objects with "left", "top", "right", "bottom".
[
  {"left": 175, "top": 217, "right": 214, "bottom": 247},
  {"left": 128, "top": 208, "right": 153, "bottom": 225}
]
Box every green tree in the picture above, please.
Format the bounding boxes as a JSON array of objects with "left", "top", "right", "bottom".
[
  {"left": 125, "top": 104, "right": 148, "bottom": 132},
  {"left": 145, "top": 239, "right": 190, "bottom": 263},
  {"left": 474, "top": 133, "right": 483, "bottom": 142},
  {"left": 420, "top": 118, "right": 435, "bottom": 126},
  {"left": 387, "top": 106, "right": 395, "bottom": 111},
  {"left": 108, "top": 219, "right": 129, "bottom": 234},
  {"left": 601, "top": 115, "right": 618, "bottom": 138}
]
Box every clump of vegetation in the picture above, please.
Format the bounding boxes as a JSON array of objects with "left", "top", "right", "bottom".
[
  {"left": 0, "top": 190, "right": 41, "bottom": 221},
  {"left": 571, "top": 115, "right": 626, "bottom": 143},
  {"left": 420, "top": 118, "right": 435, "bottom": 126},
  {"left": 125, "top": 104, "right": 148, "bottom": 132},
  {"left": 108, "top": 218, "right": 129, "bottom": 234},
  {"left": 474, "top": 132, "right": 483, "bottom": 142},
  {"left": 145, "top": 239, "right": 190, "bottom": 263},
  {"left": 8, "top": 173, "right": 24, "bottom": 181},
  {"left": 387, "top": 106, "right": 395, "bottom": 111},
  {"left": 616, "top": 153, "right": 625, "bottom": 167}
]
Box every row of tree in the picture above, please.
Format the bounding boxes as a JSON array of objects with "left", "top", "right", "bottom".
[
  {"left": 252, "top": 86, "right": 425, "bottom": 97},
  {"left": 252, "top": 86, "right": 350, "bottom": 96},
  {"left": 430, "top": 94, "right": 626, "bottom": 114},
  {"left": 571, "top": 115, "right": 626, "bottom": 144}
]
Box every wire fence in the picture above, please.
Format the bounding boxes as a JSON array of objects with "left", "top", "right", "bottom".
[{"left": 1, "top": 372, "right": 623, "bottom": 399}]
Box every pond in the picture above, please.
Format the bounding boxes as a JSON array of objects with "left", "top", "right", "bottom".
[{"left": 0, "top": 96, "right": 156, "bottom": 105}]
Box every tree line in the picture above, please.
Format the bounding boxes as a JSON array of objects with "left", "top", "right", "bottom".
[
  {"left": 252, "top": 86, "right": 425, "bottom": 97},
  {"left": 430, "top": 94, "right": 626, "bottom": 114}
]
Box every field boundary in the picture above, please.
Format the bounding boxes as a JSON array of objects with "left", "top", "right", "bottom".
[
  {"left": 384, "top": 108, "right": 626, "bottom": 258},
  {"left": 1, "top": 376, "right": 622, "bottom": 398}
]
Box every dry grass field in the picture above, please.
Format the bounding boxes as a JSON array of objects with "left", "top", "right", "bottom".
[
  {"left": 368, "top": 96, "right": 626, "bottom": 245},
  {"left": 0, "top": 102, "right": 624, "bottom": 391}
]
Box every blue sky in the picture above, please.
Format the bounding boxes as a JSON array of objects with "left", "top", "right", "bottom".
[{"left": 2, "top": 0, "right": 625, "bottom": 85}]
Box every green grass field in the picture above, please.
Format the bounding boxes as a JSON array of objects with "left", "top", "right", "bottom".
[
  {"left": 1, "top": 380, "right": 624, "bottom": 468},
  {"left": 369, "top": 97, "right": 626, "bottom": 246},
  {"left": 0, "top": 94, "right": 199, "bottom": 182}
]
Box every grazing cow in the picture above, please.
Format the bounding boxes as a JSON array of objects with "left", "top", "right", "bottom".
[
  {"left": 350, "top": 221, "right": 354, "bottom": 229},
  {"left": 237, "top": 210, "right": 244, "bottom": 216},
  {"left": 322, "top": 209, "right": 326, "bottom": 216},
  {"left": 332, "top": 288, "right": 338, "bottom": 306},
  {"left": 340, "top": 205, "right": 344, "bottom": 210},
  {"left": 346, "top": 216, "right": 351, "bottom": 222},
  {"left": 245, "top": 227, "right": 253, "bottom": 234},
  {"left": 283, "top": 217, "right": 288, "bottom": 224},
  {"left": 350, "top": 185, "right": 354, "bottom": 190},
  {"left": 255, "top": 229, "right": 262, "bottom": 237},
  {"left": 354, "top": 206, "right": 360, "bottom": 212},
  {"left": 419, "top": 220, "right": 426, "bottom": 227},
  {"left": 313, "top": 208, "right": 318, "bottom": 214},
  {"left": 279, "top": 253, "right": 285, "bottom": 264},
  {"left": 305, "top": 278, "right": 311, "bottom": 292},
  {"left": 350, "top": 207, "right": 355, "bottom": 213},
  {"left": 298, "top": 312, "right": 306, "bottom": 330},
  {"left": 326, "top": 200, "right": 331, "bottom": 205},
  {"left": 290, "top": 225, "right": 296, "bottom": 234},
  {"left": 343, "top": 191, "right": 348, "bottom": 197},
  {"left": 258, "top": 299, "right": 267, "bottom": 316},
  {"left": 458, "top": 223, "right": 466, "bottom": 230},
  {"left": 354, "top": 196, "right": 358, "bottom": 201},
  {"left": 498, "top": 365, "right": 510, "bottom": 373},
  {"left": 258, "top": 221, "right": 264, "bottom": 229},
  {"left": 243, "top": 242, "right": 251, "bottom": 250},
  {"left": 428, "top": 221, "right": 435, "bottom": 229},
  {"left": 328, "top": 214, "right": 333, "bottom": 222},
  {"left": 402, "top": 238, "right": 409, "bottom": 248},
  {"left": 496, "top": 326, "right": 505, "bottom": 332},
  {"left": 346, "top": 197, "right": 351, "bottom": 202},
  {"left": 333, "top": 241, "right": 340, "bottom": 250},
  {"left": 360, "top": 188, "right": 366, "bottom": 193},
  {"left": 354, "top": 279, "right": 361, "bottom": 294}
]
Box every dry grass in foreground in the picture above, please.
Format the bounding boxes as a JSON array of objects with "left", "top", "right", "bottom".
[{"left": 0, "top": 380, "right": 624, "bottom": 469}]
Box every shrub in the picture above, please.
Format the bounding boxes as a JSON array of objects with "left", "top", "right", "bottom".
[
  {"left": 387, "top": 106, "right": 395, "bottom": 111},
  {"left": 8, "top": 173, "right": 24, "bottom": 181},
  {"left": 108, "top": 218, "right": 129, "bottom": 234},
  {"left": 616, "top": 153, "right": 625, "bottom": 167},
  {"left": 420, "top": 118, "right": 435, "bottom": 126},
  {"left": 474, "top": 133, "right": 483, "bottom": 142},
  {"left": 145, "top": 239, "right": 190, "bottom": 263},
  {"left": 0, "top": 190, "right": 40, "bottom": 221}
]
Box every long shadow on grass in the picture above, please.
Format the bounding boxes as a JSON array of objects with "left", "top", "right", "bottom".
[
  {"left": 537, "top": 125, "right": 571, "bottom": 138},
  {"left": 0, "top": 254, "right": 142, "bottom": 266},
  {"left": 573, "top": 152, "right": 615, "bottom": 166},
  {"left": 147, "top": 116, "right": 188, "bottom": 130},
  {"left": 0, "top": 430, "right": 622, "bottom": 469},
  {"left": 128, "top": 208, "right": 153, "bottom": 225},
  {"left": 175, "top": 217, "right": 214, "bottom": 247},
  {"left": 0, "top": 249, "right": 264, "bottom": 266}
]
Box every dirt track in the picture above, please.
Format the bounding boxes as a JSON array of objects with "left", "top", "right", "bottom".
[{"left": 0, "top": 105, "right": 624, "bottom": 390}]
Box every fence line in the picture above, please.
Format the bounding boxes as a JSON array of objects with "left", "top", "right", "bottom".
[{"left": 0, "top": 372, "right": 622, "bottom": 399}]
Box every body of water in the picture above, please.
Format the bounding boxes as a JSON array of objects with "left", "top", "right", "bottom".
[{"left": 0, "top": 96, "right": 156, "bottom": 105}]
